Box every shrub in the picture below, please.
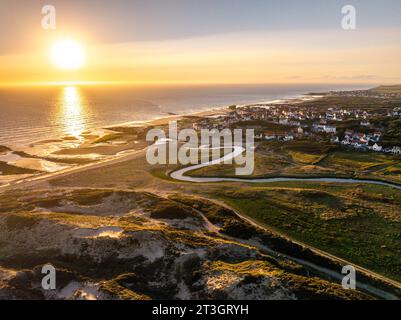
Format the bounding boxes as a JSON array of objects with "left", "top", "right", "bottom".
[{"left": 150, "top": 201, "right": 194, "bottom": 220}]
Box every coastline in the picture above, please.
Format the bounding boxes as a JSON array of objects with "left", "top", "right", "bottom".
[{"left": 0, "top": 93, "right": 320, "bottom": 186}]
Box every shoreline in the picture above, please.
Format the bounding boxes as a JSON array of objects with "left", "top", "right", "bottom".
[
  {"left": 0, "top": 93, "right": 320, "bottom": 180},
  {"left": 105, "top": 93, "right": 320, "bottom": 128}
]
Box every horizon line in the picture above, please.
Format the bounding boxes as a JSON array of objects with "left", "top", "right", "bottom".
[{"left": 0, "top": 81, "right": 391, "bottom": 89}]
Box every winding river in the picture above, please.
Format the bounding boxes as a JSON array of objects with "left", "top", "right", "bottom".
[{"left": 170, "top": 146, "right": 401, "bottom": 190}]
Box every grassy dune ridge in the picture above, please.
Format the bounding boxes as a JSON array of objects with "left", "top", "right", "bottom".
[{"left": 0, "top": 188, "right": 373, "bottom": 300}]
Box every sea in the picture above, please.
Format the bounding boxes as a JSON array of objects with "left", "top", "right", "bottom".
[{"left": 0, "top": 83, "right": 371, "bottom": 149}]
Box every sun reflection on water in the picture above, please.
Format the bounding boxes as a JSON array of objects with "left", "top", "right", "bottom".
[{"left": 59, "top": 86, "right": 86, "bottom": 138}]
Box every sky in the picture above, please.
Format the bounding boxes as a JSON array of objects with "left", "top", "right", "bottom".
[{"left": 0, "top": 0, "right": 401, "bottom": 86}]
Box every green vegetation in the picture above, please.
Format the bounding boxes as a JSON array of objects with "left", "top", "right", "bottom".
[
  {"left": 5, "top": 213, "right": 42, "bottom": 231},
  {"left": 169, "top": 194, "right": 256, "bottom": 239},
  {"left": 149, "top": 200, "right": 197, "bottom": 220},
  {"left": 0, "top": 186, "right": 397, "bottom": 299},
  {"left": 370, "top": 85, "right": 401, "bottom": 94},
  {"left": 185, "top": 138, "right": 401, "bottom": 183},
  {"left": 298, "top": 95, "right": 401, "bottom": 111},
  {"left": 215, "top": 184, "right": 401, "bottom": 282},
  {"left": 99, "top": 274, "right": 151, "bottom": 300},
  {"left": 208, "top": 260, "right": 371, "bottom": 300},
  {"left": 67, "top": 189, "right": 115, "bottom": 205}
]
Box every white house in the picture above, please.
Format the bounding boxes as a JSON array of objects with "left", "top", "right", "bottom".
[
  {"left": 331, "top": 136, "right": 340, "bottom": 143},
  {"left": 392, "top": 146, "right": 401, "bottom": 154},
  {"left": 283, "top": 135, "right": 294, "bottom": 141},
  {"left": 279, "top": 118, "right": 289, "bottom": 125},
  {"left": 372, "top": 143, "right": 382, "bottom": 152},
  {"left": 312, "top": 124, "right": 336, "bottom": 134}
]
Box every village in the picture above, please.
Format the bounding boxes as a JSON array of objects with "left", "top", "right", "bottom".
[{"left": 191, "top": 102, "right": 401, "bottom": 155}]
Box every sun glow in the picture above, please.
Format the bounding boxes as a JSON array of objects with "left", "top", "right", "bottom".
[
  {"left": 58, "top": 86, "right": 87, "bottom": 138},
  {"left": 51, "top": 39, "right": 85, "bottom": 70}
]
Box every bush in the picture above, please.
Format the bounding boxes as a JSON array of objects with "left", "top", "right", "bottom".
[
  {"left": 221, "top": 220, "right": 257, "bottom": 240},
  {"left": 150, "top": 201, "right": 194, "bottom": 220},
  {"left": 5, "top": 214, "right": 41, "bottom": 231}
]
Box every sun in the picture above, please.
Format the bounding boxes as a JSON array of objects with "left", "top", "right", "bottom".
[{"left": 51, "top": 39, "right": 85, "bottom": 70}]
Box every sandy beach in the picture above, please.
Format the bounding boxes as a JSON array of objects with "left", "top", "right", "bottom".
[{"left": 0, "top": 94, "right": 320, "bottom": 189}]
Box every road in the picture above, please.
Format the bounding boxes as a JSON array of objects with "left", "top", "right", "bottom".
[
  {"left": 2, "top": 143, "right": 400, "bottom": 299},
  {"left": 0, "top": 146, "right": 148, "bottom": 193},
  {"left": 168, "top": 147, "right": 401, "bottom": 298},
  {"left": 198, "top": 196, "right": 401, "bottom": 299}
]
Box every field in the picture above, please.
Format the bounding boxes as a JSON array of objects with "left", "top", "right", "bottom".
[
  {"left": 187, "top": 139, "right": 401, "bottom": 183},
  {"left": 298, "top": 95, "right": 401, "bottom": 111},
  {"left": 370, "top": 85, "right": 401, "bottom": 94},
  {"left": 214, "top": 182, "right": 401, "bottom": 282}
]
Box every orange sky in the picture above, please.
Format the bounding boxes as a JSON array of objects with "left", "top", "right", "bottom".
[{"left": 1, "top": 26, "right": 401, "bottom": 87}]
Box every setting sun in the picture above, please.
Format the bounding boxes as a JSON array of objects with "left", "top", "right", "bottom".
[{"left": 51, "top": 39, "right": 85, "bottom": 70}]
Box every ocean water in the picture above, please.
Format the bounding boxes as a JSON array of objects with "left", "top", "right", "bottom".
[{"left": 0, "top": 84, "right": 370, "bottom": 148}]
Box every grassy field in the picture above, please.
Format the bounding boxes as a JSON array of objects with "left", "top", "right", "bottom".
[
  {"left": 370, "top": 85, "right": 401, "bottom": 94},
  {"left": 187, "top": 139, "right": 401, "bottom": 183},
  {"left": 214, "top": 182, "right": 401, "bottom": 282},
  {"left": 298, "top": 95, "right": 401, "bottom": 111}
]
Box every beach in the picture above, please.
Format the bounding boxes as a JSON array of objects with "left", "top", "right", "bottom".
[{"left": 0, "top": 91, "right": 322, "bottom": 188}]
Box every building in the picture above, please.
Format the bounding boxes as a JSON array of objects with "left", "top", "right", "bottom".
[
  {"left": 283, "top": 134, "right": 294, "bottom": 141},
  {"left": 372, "top": 143, "right": 382, "bottom": 152},
  {"left": 392, "top": 146, "right": 401, "bottom": 154},
  {"left": 312, "top": 124, "right": 336, "bottom": 134},
  {"left": 279, "top": 118, "right": 289, "bottom": 125}
]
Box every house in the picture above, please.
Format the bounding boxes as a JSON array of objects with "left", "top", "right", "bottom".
[
  {"left": 283, "top": 134, "right": 294, "bottom": 141},
  {"left": 353, "top": 133, "right": 366, "bottom": 141},
  {"left": 372, "top": 143, "right": 382, "bottom": 152},
  {"left": 331, "top": 136, "right": 340, "bottom": 143},
  {"left": 392, "top": 146, "right": 401, "bottom": 154},
  {"left": 342, "top": 139, "right": 351, "bottom": 145},
  {"left": 263, "top": 130, "right": 277, "bottom": 141},
  {"left": 289, "top": 120, "right": 301, "bottom": 127},
  {"left": 264, "top": 135, "right": 276, "bottom": 141},
  {"left": 373, "top": 132, "right": 382, "bottom": 139},
  {"left": 279, "top": 118, "right": 289, "bottom": 125},
  {"left": 345, "top": 129, "right": 354, "bottom": 137},
  {"left": 312, "top": 124, "right": 336, "bottom": 134}
]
